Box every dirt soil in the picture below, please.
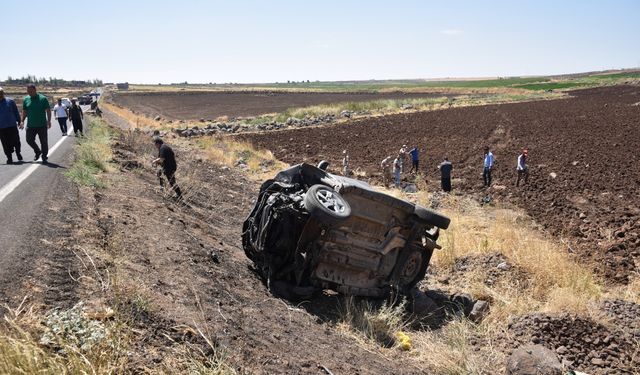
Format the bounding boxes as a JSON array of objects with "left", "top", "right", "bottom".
[
  {"left": 9, "top": 128, "right": 431, "bottom": 374},
  {"left": 110, "top": 91, "right": 458, "bottom": 120},
  {"left": 238, "top": 85, "right": 640, "bottom": 283}
]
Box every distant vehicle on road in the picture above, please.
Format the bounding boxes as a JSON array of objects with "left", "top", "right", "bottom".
[
  {"left": 89, "top": 92, "right": 101, "bottom": 97},
  {"left": 78, "top": 95, "right": 93, "bottom": 105},
  {"left": 60, "top": 98, "right": 72, "bottom": 108}
]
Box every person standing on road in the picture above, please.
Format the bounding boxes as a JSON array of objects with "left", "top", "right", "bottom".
[
  {"left": 152, "top": 137, "right": 183, "bottom": 199},
  {"left": 516, "top": 149, "right": 529, "bottom": 187},
  {"left": 342, "top": 149, "right": 349, "bottom": 176},
  {"left": 20, "top": 84, "right": 51, "bottom": 163},
  {"left": 408, "top": 145, "right": 419, "bottom": 174},
  {"left": 482, "top": 146, "right": 494, "bottom": 187},
  {"left": 393, "top": 154, "right": 402, "bottom": 188},
  {"left": 0, "top": 87, "right": 23, "bottom": 164},
  {"left": 53, "top": 98, "right": 69, "bottom": 136},
  {"left": 438, "top": 157, "right": 453, "bottom": 192},
  {"left": 69, "top": 98, "right": 84, "bottom": 136}
]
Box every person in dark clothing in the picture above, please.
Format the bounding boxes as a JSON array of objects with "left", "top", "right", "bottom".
[
  {"left": 438, "top": 157, "right": 453, "bottom": 192},
  {"left": 408, "top": 146, "right": 419, "bottom": 174},
  {"left": 0, "top": 87, "right": 23, "bottom": 164},
  {"left": 152, "top": 137, "right": 182, "bottom": 199},
  {"left": 69, "top": 98, "right": 84, "bottom": 136},
  {"left": 482, "top": 146, "right": 494, "bottom": 187}
]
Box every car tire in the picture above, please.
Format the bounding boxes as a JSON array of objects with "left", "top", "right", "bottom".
[
  {"left": 304, "top": 185, "right": 351, "bottom": 225},
  {"left": 414, "top": 205, "right": 450, "bottom": 229},
  {"left": 397, "top": 248, "right": 429, "bottom": 290}
]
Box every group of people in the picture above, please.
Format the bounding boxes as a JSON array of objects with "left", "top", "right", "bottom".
[
  {"left": 482, "top": 146, "right": 529, "bottom": 188},
  {"left": 374, "top": 144, "right": 529, "bottom": 193},
  {"left": 53, "top": 98, "right": 85, "bottom": 137},
  {"left": 0, "top": 84, "right": 84, "bottom": 164}
]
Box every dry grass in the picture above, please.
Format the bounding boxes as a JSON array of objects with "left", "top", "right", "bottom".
[
  {"left": 196, "top": 136, "right": 287, "bottom": 176},
  {"left": 101, "top": 102, "right": 159, "bottom": 129},
  {"left": 336, "top": 297, "right": 409, "bottom": 348},
  {"left": 361, "top": 187, "right": 610, "bottom": 373}
]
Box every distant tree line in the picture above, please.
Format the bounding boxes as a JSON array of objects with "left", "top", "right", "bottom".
[{"left": 3, "top": 75, "right": 103, "bottom": 86}]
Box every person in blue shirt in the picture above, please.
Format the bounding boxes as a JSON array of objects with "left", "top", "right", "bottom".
[
  {"left": 483, "top": 146, "right": 494, "bottom": 187},
  {"left": 0, "top": 87, "right": 23, "bottom": 164},
  {"left": 408, "top": 145, "right": 419, "bottom": 174}
]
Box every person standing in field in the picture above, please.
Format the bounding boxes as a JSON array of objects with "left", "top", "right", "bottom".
[
  {"left": 380, "top": 155, "right": 393, "bottom": 186},
  {"left": 69, "top": 98, "right": 84, "bottom": 136},
  {"left": 20, "top": 84, "right": 51, "bottom": 163},
  {"left": 53, "top": 98, "right": 69, "bottom": 136},
  {"left": 152, "top": 137, "right": 183, "bottom": 199},
  {"left": 516, "top": 149, "right": 529, "bottom": 187},
  {"left": 342, "top": 149, "right": 349, "bottom": 176},
  {"left": 482, "top": 146, "right": 494, "bottom": 187},
  {"left": 393, "top": 154, "right": 402, "bottom": 188},
  {"left": 0, "top": 87, "right": 23, "bottom": 164},
  {"left": 438, "top": 157, "right": 453, "bottom": 192},
  {"left": 398, "top": 144, "right": 408, "bottom": 172},
  {"left": 408, "top": 145, "right": 419, "bottom": 174}
]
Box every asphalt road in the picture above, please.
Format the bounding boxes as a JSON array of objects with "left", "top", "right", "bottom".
[{"left": 0, "top": 103, "right": 90, "bottom": 304}]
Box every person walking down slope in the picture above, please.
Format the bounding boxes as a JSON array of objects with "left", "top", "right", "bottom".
[
  {"left": 409, "top": 145, "right": 419, "bottom": 174},
  {"left": 53, "top": 98, "right": 69, "bottom": 136},
  {"left": 152, "top": 137, "right": 183, "bottom": 199},
  {"left": 516, "top": 149, "right": 529, "bottom": 187},
  {"left": 21, "top": 84, "right": 51, "bottom": 163},
  {"left": 0, "top": 87, "right": 23, "bottom": 164},
  {"left": 438, "top": 157, "right": 453, "bottom": 192},
  {"left": 393, "top": 154, "right": 402, "bottom": 188},
  {"left": 69, "top": 98, "right": 84, "bottom": 136},
  {"left": 482, "top": 146, "right": 494, "bottom": 187},
  {"left": 342, "top": 149, "right": 349, "bottom": 176}
]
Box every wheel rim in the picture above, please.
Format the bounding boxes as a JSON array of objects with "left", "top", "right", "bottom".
[
  {"left": 400, "top": 251, "right": 422, "bottom": 284},
  {"left": 315, "top": 189, "right": 346, "bottom": 214}
]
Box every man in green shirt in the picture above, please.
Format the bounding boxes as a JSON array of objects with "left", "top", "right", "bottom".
[{"left": 20, "top": 84, "right": 51, "bottom": 163}]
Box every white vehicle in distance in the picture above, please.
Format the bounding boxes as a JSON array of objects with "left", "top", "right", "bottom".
[{"left": 60, "top": 98, "right": 72, "bottom": 108}]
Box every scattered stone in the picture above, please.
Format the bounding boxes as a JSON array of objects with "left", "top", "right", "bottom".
[
  {"left": 497, "top": 261, "right": 511, "bottom": 271},
  {"left": 579, "top": 212, "right": 587, "bottom": 219},
  {"left": 154, "top": 115, "right": 162, "bottom": 121},
  {"left": 556, "top": 345, "right": 568, "bottom": 355},
  {"left": 403, "top": 184, "right": 418, "bottom": 193},
  {"left": 549, "top": 172, "right": 557, "bottom": 179},
  {"left": 506, "top": 344, "right": 563, "bottom": 375},
  {"left": 571, "top": 161, "right": 579, "bottom": 166},
  {"left": 469, "top": 300, "right": 489, "bottom": 323}
]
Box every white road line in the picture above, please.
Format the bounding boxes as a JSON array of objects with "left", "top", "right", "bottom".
[{"left": 0, "top": 134, "right": 69, "bottom": 203}]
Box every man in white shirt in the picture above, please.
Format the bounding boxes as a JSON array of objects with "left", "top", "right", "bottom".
[
  {"left": 53, "top": 98, "right": 69, "bottom": 136},
  {"left": 483, "top": 146, "right": 494, "bottom": 187},
  {"left": 516, "top": 149, "right": 529, "bottom": 187}
]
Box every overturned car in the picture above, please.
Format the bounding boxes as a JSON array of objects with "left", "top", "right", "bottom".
[{"left": 242, "top": 163, "right": 450, "bottom": 299}]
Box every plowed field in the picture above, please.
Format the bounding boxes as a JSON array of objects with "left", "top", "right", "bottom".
[
  {"left": 239, "top": 86, "right": 640, "bottom": 283},
  {"left": 110, "top": 91, "right": 457, "bottom": 120}
]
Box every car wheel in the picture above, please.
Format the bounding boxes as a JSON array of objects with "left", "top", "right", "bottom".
[
  {"left": 304, "top": 184, "right": 351, "bottom": 224},
  {"left": 397, "top": 248, "right": 429, "bottom": 289}
]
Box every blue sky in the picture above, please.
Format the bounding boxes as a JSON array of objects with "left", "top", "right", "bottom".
[{"left": 3, "top": 0, "right": 639, "bottom": 83}]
